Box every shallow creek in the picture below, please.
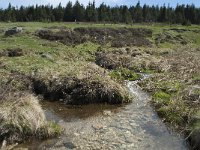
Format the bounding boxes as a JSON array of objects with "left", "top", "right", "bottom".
[{"left": 18, "top": 76, "right": 188, "bottom": 150}]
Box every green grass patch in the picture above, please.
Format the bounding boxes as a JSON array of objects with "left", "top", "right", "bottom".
[
  {"left": 152, "top": 91, "right": 190, "bottom": 126},
  {"left": 152, "top": 91, "right": 171, "bottom": 106},
  {"left": 140, "top": 68, "right": 156, "bottom": 74},
  {"left": 110, "top": 68, "right": 141, "bottom": 81}
]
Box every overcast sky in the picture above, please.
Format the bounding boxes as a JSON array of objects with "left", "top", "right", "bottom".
[{"left": 0, "top": 0, "right": 200, "bottom": 8}]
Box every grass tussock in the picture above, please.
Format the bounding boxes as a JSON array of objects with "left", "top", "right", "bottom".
[
  {"left": 95, "top": 47, "right": 162, "bottom": 73},
  {"left": 0, "top": 93, "right": 61, "bottom": 144},
  {"left": 33, "top": 62, "right": 132, "bottom": 104}
]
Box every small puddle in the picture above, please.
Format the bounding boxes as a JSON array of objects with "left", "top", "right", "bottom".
[
  {"left": 41, "top": 101, "right": 122, "bottom": 122},
  {"left": 18, "top": 75, "right": 189, "bottom": 150}
]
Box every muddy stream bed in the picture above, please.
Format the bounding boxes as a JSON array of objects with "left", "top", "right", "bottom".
[{"left": 18, "top": 76, "right": 188, "bottom": 150}]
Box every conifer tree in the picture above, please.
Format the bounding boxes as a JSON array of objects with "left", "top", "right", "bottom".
[{"left": 63, "top": 1, "right": 73, "bottom": 22}]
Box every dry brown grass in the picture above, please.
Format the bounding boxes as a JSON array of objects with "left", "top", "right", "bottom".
[
  {"left": 37, "top": 27, "right": 152, "bottom": 47},
  {"left": 95, "top": 47, "right": 162, "bottom": 72},
  {"left": 33, "top": 62, "right": 132, "bottom": 104},
  {"left": 0, "top": 93, "right": 61, "bottom": 144}
]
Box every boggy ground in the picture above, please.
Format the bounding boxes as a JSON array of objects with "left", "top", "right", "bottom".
[
  {"left": 0, "top": 22, "right": 200, "bottom": 149},
  {"left": 138, "top": 46, "right": 200, "bottom": 149},
  {"left": 37, "top": 27, "right": 152, "bottom": 47},
  {"left": 96, "top": 45, "right": 200, "bottom": 149}
]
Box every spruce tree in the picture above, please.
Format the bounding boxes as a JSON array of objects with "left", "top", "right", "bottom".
[
  {"left": 63, "top": 1, "right": 73, "bottom": 22},
  {"left": 73, "top": 0, "right": 85, "bottom": 22}
]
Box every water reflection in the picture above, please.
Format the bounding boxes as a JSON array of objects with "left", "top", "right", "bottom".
[{"left": 41, "top": 101, "right": 123, "bottom": 122}]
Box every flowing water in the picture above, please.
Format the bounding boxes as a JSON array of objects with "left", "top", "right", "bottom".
[{"left": 18, "top": 76, "right": 188, "bottom": 150}]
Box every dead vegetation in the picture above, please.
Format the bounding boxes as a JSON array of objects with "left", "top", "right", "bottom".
[
  {"left": 4, "top": 27, "right": 23, "bottom": 36},
  {"left": 36, "top": 27, "right": 152, "bottom": 47},
  {"left": 0, "top": 48, "right": 24, "bottom": 57},
  {"left": 32, "top": 63, "right": 132, "bottom": 105},
  {"left": 0, "top": 93, "right": 61, "bottom": 145},
  {"left": 138, "top": 46, "right": 200, "bottom": 149},
  {"left": 95, "top": 47, "right": 162, "bottom": 72},
  {"left": 0, "top": 71, "right": 61, "bottom": 145},
  {"left": 155, "top": 31, "right": 189, "bottom": 45}
]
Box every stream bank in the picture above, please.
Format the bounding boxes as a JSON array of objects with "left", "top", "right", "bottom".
[{"left": 17, "top": 79, "right": 188, "bottom": 150}]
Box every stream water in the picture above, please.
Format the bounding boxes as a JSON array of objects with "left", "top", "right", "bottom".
[{"left": 18, "top": 77, "right": 188, "bottom": 150}]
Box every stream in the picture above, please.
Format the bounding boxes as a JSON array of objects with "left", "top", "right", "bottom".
[{"left": 18, "top": 76, "right": 188, "bottom": 150}]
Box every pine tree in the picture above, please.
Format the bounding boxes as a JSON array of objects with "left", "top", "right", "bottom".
[
  {"left": 158, "top": 4, "right": 167, "bottom": 22},
  {"left": 0, "top": 9, "right": 3, "bottom": 21},
  {"left": 54, "top": 3, "right": 64, "bottom": 21},
  {"left": 4, "top": 3, "right": 12, "bottom": 21},
  {"left": 91, "top": 1, "right": 98, "bottom": 22},
  {"left": 0, "top": 1, "right": 200, "bottom": 24},
  {"left": 85, "top": 1, "right": 98, "bottom": 22},
  {"left": 142, "top": 4, "right": 152, "bottom": 22},
  {"left": 73, "top": 0, "right": 85, "bottom": 22},
  {"left": 63, "top": 1, "right": 73, "bottom": 22},
  {"left": 132, "top": 2, "right": 143, "bottom": 22},
  {"left": 98, "top": 3, "right": 107, "bottom": 22},
  {"left": 175, "top": 4, "right": 185, "bottom": 23},
  {"left": 111, "top": 7, "right": 121, "bottom": 23},
  {"left": 121, "top": 6, "right": 132, "bottom": 24}
]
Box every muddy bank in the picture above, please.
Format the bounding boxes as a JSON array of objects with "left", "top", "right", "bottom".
[
  {"left": 36, "top": 27, "right": 152, "bottom": 47},
  {"left": 17, "top": 79, "right": 188, "bottom": 150},
  {"left": 0, "top": 62, "right": 132, "bottom": 147},
  {"left": 32, "top": 63, "right": 132, "bottom": 105}
]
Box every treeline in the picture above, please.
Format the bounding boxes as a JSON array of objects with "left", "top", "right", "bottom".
[{"left": 0, "top": 1, "right": 200, "bottom": 24}]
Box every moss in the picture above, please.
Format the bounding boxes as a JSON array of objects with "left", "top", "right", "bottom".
[
  {"left": 156, "top": 99, "right": 189, "bottom": 126},
  {"left": 110, "top": 67, "right": 141, "bottom": 81},
  {"left": 34, "top": 123, "right": 62, "bottom": 140},
  {"left": 109, "top": 70, "right": 124, "bottom": 81},
  {"left": 152, "top": 90, "right": 191, "bottom": 126},
  {"left": 140, "top": 68, "right": 156, "bottom": 74},
  {"left": 152, "top": 91, "right": 171, "bottom": 106},
  {"left": 193, "top": 120, "right": 200, "bottom": 131},
  {"left": 49, "top": 122, "right": 62, "bottom": 134}
]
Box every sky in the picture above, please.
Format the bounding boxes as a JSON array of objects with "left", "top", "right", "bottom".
[{"left": 0, "top": 0, "right": 200, "bottom": 9}]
